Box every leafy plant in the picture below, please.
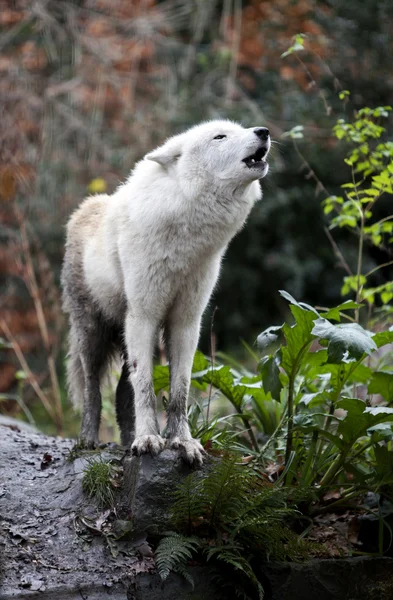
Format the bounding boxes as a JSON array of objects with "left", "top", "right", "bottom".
[
  {"left": 155, "top": 454, "right": 312, "bottom": 599},
  {"left": 82, "top": 456, "right": 119, "bottom": 508},
  {"left": 323, "top": 104, "right": 393, "bottom": 311},
  {"left": 155, "top": 532, "right": 201, "bottom": 587}
]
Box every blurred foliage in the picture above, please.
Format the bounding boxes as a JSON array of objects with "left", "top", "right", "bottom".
[{"left": 0, "top": 0, "right": 393, "bottom": 426}]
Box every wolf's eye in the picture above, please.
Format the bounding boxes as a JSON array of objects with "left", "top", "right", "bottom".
[{"left": 213, "top": 135, "right": 227, "bottom": 140}]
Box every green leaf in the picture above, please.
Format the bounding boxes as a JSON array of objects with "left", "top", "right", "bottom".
[
  {"left": 202, "top": 366, "right": 246, "bottom": 411},
  {"left": 367, "top": 422, "right": 393, "bottom": 441},
  {"left": 339, "top": 90, "right": 350, "bottom": 100},
  {"left": 368, "top": 372, "right": 393, "bottom": 403},
  {"left": 153, "top": 365, "right": 170, "bottom": 395},
  {"left": 311, "top": 318, "right": 377, "bottom": 363},
  {"left": 372, "top": 329, "right": 393, "bottom": 348},
  {"left": 321, "top": 300, "right": 363, "bottom": 322},
  {"left": 0, "top": 337, "right": 12, "bottom": 349},
  {"left": 298, "top": 392, "right": 325, "bottom": 407},
  {"left": 256, "top": 325, "right": 282, "bottom": 351},
  {"left": 259, "top": 355, "right": 282, "bottom": 402},
  {"left": 373, "top": 444, "right": 393, "bottom": 478},
  {"left": 337, "top": 398, "right": 393, "bottom": 444},
  {"left": 192, "top": 350, "right": 209, "bottom": 373},
  {"left": 281, "top": 35, "right": 306, "bottom": 58},
  {"left": 346, "top": 363, "right": 373, "bottom": 384},
  {"left": 279, "top": 289, "right": 320, "bottom": 315},
  {"left": 15, "top": 370, "right": 27, "bottom": 381},
  {"left": 281, "top": 310, "right": 316, "bottom": 376},
  {"left": 365, "top": 406, "right": 393, "bottom": 417},
  {"left": 336, "top": 398, "right": 371, "bottom": 443},
  {"left": 281, "top": 125, "right": 304, "bottom": 139}
]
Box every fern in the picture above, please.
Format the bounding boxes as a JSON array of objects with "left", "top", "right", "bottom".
[
  {"left": 165, "top": 454, "right": 310, "bottom": 596},
  {"left": 155, "top": 532, "right": 200, "bottom": 586},
  {"left": 172, "top": 454, "right": 254, "bottom": 531},
  {"left": 171, "top": 471, "right": 205, "bottom": 533},
  {"left": 206, "top": 545, "right": 264, "bottom": 600}
]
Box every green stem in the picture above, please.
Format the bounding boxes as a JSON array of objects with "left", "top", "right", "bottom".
[
  {"left": 285, "top": 371, "right": 295, "bottom": 468},
  {"left": 352, "top": 168, "right": 365, "bottom": 323},
  {"left": 257, "top": 409, "right": 287, "bottom": 458},
  {"left": 319, "top": 451, "right": 347, "bottom": 487},
  {"left": 311, "top": 489, "right": 364, "bottom": 515},
  {"left": 236, "top": 407, "right": 260, "bottom": 453},
  {"left": 285, "top": 341, "right": 312, "bottom": 470}
]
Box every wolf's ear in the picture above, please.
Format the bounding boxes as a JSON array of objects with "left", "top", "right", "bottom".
[{"left": 145, "top": 135, "right": 184, "bottom": 167}]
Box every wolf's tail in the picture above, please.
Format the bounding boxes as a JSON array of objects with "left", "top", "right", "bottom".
[{"left": 66, "top": 323, "right": 85, "bottom": 410}]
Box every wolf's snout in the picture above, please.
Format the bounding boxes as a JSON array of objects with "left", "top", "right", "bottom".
[{"left": 254, "top": 127, "right": 270, "bottom": 141}]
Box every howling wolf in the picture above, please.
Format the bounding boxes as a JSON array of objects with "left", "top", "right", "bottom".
[{"left": 62, "top": 120, "right": 270, "bottom": 466}]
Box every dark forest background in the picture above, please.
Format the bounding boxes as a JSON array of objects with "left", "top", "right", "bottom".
[{"left": 1, "top": 0, "right": 392, "bottom": 433}]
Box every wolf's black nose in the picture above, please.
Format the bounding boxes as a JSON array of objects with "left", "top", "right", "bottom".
[{"left": 254, "top": 127, "right": 270, "bottom": 140}]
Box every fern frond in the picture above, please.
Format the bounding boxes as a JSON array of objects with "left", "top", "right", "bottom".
[
  {"left": 171, "top": 472, "right": 205, "bottom": 531},
  {"left": 205, "top": 545, "right": 264, "bottom": 600},
  {"left": 155, "top": 532, "right": 200, "bottom": 585}
]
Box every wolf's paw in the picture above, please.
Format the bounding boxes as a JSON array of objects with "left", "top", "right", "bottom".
[
  {"left": 167, "top": 437, "right": 206, "bottom": 467},
  {"left": 131, "top": 435, "right": 165, "bottom": 457}
]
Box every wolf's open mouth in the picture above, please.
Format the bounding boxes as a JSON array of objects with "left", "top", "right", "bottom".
[{"left": 242, "top": 147, "right": 268, "bottom": 168}]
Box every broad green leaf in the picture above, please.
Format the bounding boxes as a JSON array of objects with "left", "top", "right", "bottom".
[
  {"left": 311, "top": 318, "right": 377, "bottom": 363},
  {"left": 337, "top": 398, "right": 393, "bottom": 444},
  {"left": 346, "top": 363, "right": 373, "bottom": 384},
  {"left": 336, "top": 398, "right": 371, "bottom": 444},
  {"left": 321, "top": 301, "right": 363, "bottom": 322},
  {"left": 153, "top": 365, "right": 170, "bottom": 395},
  {"left": 367, "top": 422, "right": 393, "bottom": 441},
  {"left": 256, "top": 325, "right": 282, "bottom": 351},
  {"left": 368, "top": 372, "right": 393, "bottom": 403},
  {"left": 364, "top": 406, "right": 393, "bottom": 417},
  {"left": 373, "top": 444, "right": 393, "bottom": 479},
  {"left": 298, "top": 392, "right": 325, "bottom": 407},
  {"left": 192, "top": 350, "right": 209, "bottom": 372},
  {"left": 372, "top": 330, "right": 393, "bottom": 348},
  {"left": 259, "top": 355, "right": 282, "bottom": 402},
  {"left": 279, "top": 290, "right": 320, "bottom": 315},
  {"left": 281, "top": 309, "right": 316, "bottom": 376},
  {"left": 201, "top": 366, "right": 246, "bottom": 411}
]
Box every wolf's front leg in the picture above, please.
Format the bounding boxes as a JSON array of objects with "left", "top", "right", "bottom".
[
  {"left": 125, "top": 312, "right": 165, "bottom": 457},
  {"left": 166, "top": 318, "right": 206, "bottom": 467}
]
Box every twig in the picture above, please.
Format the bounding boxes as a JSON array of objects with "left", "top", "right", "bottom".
[
  {"left": 14, "top": 206, "right": 63, "bottom": 430},
  {"left": 365, "top": 260, "right": 393, "bottom": 278},
  {"left": 323, "top": 226, "right": 353, "bottom": 276},
  {"left": 0, "top": 319, "right": 56, "bottom": 422}
]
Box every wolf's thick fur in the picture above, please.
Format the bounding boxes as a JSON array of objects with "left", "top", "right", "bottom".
[{"left": 62, "top": 120, "right": 270, "bottom": 465}]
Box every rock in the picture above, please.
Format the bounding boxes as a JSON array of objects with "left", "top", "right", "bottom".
[
  {"left": 120, "top": 450, "right": 210, "bottom": 533},
  {"left": 261, "top": 556, "right": 393, "bottom": 600},
  {"left": 1, "top": 424, "right": 393, "bottom": 600}
]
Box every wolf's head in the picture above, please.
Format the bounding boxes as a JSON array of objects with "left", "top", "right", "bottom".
[{"left": 145, "top": 120, "right": 270, "bottom": 190}]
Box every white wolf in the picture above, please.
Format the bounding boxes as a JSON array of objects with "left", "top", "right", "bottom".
[{"left": 62, "top": 120, "right": 270, "bottom": 466}]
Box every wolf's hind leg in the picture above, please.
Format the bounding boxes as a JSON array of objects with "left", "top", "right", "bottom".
[
  {"left": 74, "top": 314, "right": 112, "bottom": 447},
  {"left": 66, "top": 322, "right": 85, "bottom": 409},
  {"left": 115, "top": 361, "right": 135, "bottom": 447}
]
